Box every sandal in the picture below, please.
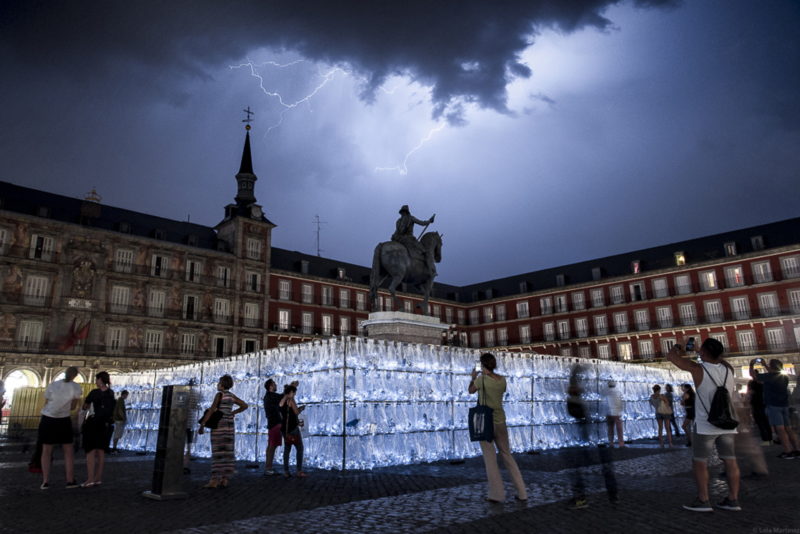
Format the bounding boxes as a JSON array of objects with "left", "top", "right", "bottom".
[
  {"left": 202, "top": 480, "right": 219, "bottom": 489},
  {"left": 219, "top": 479, "right": 229, "bottom": 489},
  {"left": 80, "top": 482, "right": 95, "bottom": 488},
  {"left": 296, "top": 472, "right": 309, "bottom": 478}
]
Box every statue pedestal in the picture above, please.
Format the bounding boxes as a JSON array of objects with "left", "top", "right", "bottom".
[{"left": 362, "top": 311, "right": 450, "bottom": 345}]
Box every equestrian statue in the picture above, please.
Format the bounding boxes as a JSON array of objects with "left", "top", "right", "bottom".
[{"left": 370, "top": 205, "right": 442, "bottom": 315}]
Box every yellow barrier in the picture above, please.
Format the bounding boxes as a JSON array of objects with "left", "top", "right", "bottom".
[{"left": 7, "top": 383, "right": 98, "bottom": 430}]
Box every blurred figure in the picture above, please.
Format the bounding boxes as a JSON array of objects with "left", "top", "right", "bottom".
[
  {"left": 0, "top": 379, "right": 5, "bottom": 426},
  {"left": 111, "top": 390, "right": 128, "bottom": 453},
  {"left": 666, "top": 339, "right": 740, "bottom": 512},
  {"left": 38, "top": 367, "right": 82, "bottom": 489},
  {"left": 604, "top": 381, "right": 624, "bottom": 447},
  {"left": 731, "top": 389, "right": 768, "bottom": 478},
  {"left": 279, "top": 384, "right": 307, "bottom": 478},
  {"left": 749, "top": 358, "right": 800, "bottom": 458},
  {"left": 183, "top": 379, "right": 200, "bottom": 474},
  {"left": 198, "top": 375, "right": 248, "bottom": 488},
  {"left": 680, "top": 384, "right": 695, "bottom": 447},
  {"left": 649, "top": 385, "right": 674, "bottom": 447},
  {"left": 81, "top": 371, "right": 116, "bottom": 487},
  {"left": 747, "top": 379, "right": 772, "bottom": 445},
  {"left": 468, "top": 352, "right": 527, "bottom": 503},
  {"left": 790, "top": 375, "right": 800, "bottom": 435},
  {"left": 665, "top": 384, "right": 682, "bottom": 437}
]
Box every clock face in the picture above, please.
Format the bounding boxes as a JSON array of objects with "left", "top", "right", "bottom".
[{"left": 251, "top": 206, "right": 262, "bottom": 219}]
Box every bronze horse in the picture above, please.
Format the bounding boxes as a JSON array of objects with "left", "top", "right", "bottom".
[{"left": 369, "top": 232, "right": 442, "bottom": 314}]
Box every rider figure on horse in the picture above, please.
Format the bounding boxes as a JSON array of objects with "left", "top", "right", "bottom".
[{"left": 391, "top": 205, "right": 436, "bottom": 276}]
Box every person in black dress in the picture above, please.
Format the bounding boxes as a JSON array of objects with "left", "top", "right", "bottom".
[
  {"left": 81, "top": 371, "right": 116, "bottom": 487},
  {"left": 680, "top": 384, "right": 695, "bottom": 447},
  {"left": 279, "top": 384, "right": 306, "bottom": 478}
]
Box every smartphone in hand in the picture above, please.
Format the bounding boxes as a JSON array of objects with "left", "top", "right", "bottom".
[{"left": 685, "top": 337, "right": 695, "bottom": 351}]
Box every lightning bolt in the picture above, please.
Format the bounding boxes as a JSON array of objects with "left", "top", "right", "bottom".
[{"left": 374, "top": 122, "right": 446, "bottom": 176}]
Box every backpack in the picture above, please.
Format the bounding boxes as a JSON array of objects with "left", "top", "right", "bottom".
[{"left": 698, "top": 365, "right": 739, "bottom": 430}]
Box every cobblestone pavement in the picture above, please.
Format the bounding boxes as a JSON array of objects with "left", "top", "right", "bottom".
[{"left": 1, "top": 432, "right": 798, "bottom": 534}]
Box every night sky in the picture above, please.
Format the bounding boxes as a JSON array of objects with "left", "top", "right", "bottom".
[{"left": 1, "top": 1, "right": 798, "bottom": 285}]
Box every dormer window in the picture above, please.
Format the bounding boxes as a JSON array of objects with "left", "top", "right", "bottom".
[
  {"left": 153, "top": 229, "right": 166, "bottom": 240},
  {"left": 751, "top": 235, "right": 764, "bottom": 251},
  {"left": 117, "top": 221, "right": 131, "bottom": 234},
  {"left": 301, "top": 260, "right": 310, "bottom": 274},
  {"left": 337, "top": 267, "right": 346, "bottom": 280},
  {"left": 724, "top": 242, "right": 737, "bottom": 257},
  {"left": 674, "top": 251, "right": 686, "bottom": 266},
  {"left": 556, "top": 274, "right": 566, "bottom": 287},
  {"left": 186, "top": 234, "right": 198, "bottom": 247},
  {"left": 37, "top": 206, "right": 50, "bottom": 218},
  {"left": 631, "top": 260, "right": 641, "bottom": 274},
  {"left": 591, "top": 267, "right": 602, "bottom": 281},
  {"left": 518, "top": 281, "right": 528, "bottom": 293}
]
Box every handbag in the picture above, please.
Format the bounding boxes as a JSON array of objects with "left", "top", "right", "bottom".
[
  {"left": 199, "top": 408, "right": 223, "bottom": 430},
  {"left": 468, "top": 376, "right": 494, "bottom": 442},
  {"left": 284, "top": 429, "right": 301, "bottom": 446}
]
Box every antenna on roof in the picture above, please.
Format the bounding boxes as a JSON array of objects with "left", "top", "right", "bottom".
[{"left": 313, "top": 214, "right": 327, "bottom": 257}]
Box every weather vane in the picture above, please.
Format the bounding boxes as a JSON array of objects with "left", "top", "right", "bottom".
[{"left": 242, "top": 106, "right": 255, "bottom": 130}]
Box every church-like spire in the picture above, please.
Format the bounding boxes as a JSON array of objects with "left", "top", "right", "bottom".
[
  {"left": 238, "top": 128, "right": 254, "bottom": 175},
  {"left": 235, "top": 106, "right": 257, "bottom": 206}
]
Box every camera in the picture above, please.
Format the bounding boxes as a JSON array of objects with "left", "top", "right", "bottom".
[{"left": 685, "top": 337, "right": 695, "bottom": 351}]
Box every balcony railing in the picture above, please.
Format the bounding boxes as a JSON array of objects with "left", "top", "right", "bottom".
[{"left": 0, "top": 340, "right": 237, "bottom": 360}]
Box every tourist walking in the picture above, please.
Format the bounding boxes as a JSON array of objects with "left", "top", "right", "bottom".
[
  {"left": 666, "top": 338, "right": 741, "bottom": 512},
  {"left": 749, "top": 358, "right": 800, "bottom": 458},
  {"left": 38, "top": 366, "right": 82, "bottom": 489},
  {"left": 111, "top": 390, "right": 128, "bottom": 453},
  {"left": 665, "top": 384, "right": 682, "bottom": 437},
  {"left": 747, "top": 379, "right": 772, "bottom": 445},
  {"left": 468, "top": 352, "right": 527, "bottom": 503},
  {"left": 81, "top": 371, "right": 116, "bottom": 487},
  {"left": 649, "top": 385, "right": 673, "bottom": 447},
  {"left": 280, "top": 383, "right": 307, "bottom": 478},
  {"left": 604, "top": 381, "right": 625, "bottom": 447},
  {"left": 680, "top": 384, "right": 695, "bottom": 447},
  {"left": 198, "top": 375, "right": 248, "bottom": 488}
]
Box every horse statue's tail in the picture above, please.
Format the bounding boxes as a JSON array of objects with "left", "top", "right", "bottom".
[{"left": 369, "top": 242, "right": 382, "bottom": 310}]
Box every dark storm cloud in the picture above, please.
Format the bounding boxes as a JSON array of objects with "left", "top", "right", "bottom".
[{"left": 1, "top": 0, "right": 677, "bottom": 121}]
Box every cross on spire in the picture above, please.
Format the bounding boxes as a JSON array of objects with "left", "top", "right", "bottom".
[{"left": 242, "top": 106, "right": 255, "bottom": 130}]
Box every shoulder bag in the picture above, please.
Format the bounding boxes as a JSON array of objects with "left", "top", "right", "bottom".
[{"left": 468, "top": 376, "right": 494, "bottom": 442}]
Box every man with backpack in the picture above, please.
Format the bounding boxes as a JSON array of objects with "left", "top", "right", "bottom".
[{"left": 666, "top": 338, "right": 740, "bottom": 512}]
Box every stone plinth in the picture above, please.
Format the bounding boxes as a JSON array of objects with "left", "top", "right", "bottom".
[{"left": 362, "top": 311, "right": 450, "bottom": 345}]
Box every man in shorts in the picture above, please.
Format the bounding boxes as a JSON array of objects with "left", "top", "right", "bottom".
[
  {"left": 38, "top": 367, "right": 83, "bottom": 489},
  {"left": 749, "top": 358, "right": 800, "bottom": 458},
  {"left": 666, "top": 339, "right": 740, "bottom": 512}
]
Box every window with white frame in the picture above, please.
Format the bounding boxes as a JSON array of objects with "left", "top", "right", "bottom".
[
  {"left": 591, "top": 288, "right": 605, "bottom": 307},
  {"left": 109, "top": 285, "right": 131, "bottom": 313},
  {"left": 470, "top": 332, "right": 481, "bottom": 348},
  {"left": 339, "top": 288, "right": 350, "bottom": 309},
  {"left": 484, "top": 329, "right": 496, "bottom": 346},
  {"left": 794, "top": 325, "right": 800, "bottom": 349},
  {"left": 557, "top": 320, "right": 570, "bottom": 340},
  {"left": 789, "top": 289, "right": 800, "bottom": 313},
  {"left": 243, "top": 302, "right": 259, "bottom": 327},
  {"left": 780, "top": 256, "right": 800, "bottom": 279},
  {"left": 652, "top": 278, "right": 668, "bottom": 298},
  {"left": 610, "top": 285, "right": 624, "bottom": 304},
  {"left": 433, "top": 304, "right": 441, "bottom": 318},
  {"left": 18, "top": 320, "right": 44, "bottom": 349},
  {"left": 278, "top": 309, "right": 290, "bottom": 331},
  {"left": 638, "top": 339, "right": 655, "bottom": 359},
  {"left": 483, "top": 306, "right": 494, "bottom": 322},
  {"left": 302, "top": 284, "right": 313, "bottom": 304},
  {"left": 675, "top": 274, "right": 691, "bottom": 295},
  {"left": 246, "top": 238, "right": 262, "bottom": 260},
  {"left": 114, "top": 249, "right": 134, "bottom": 273},
  {"left": 340, "top": 316, "right": 350, "bottom": 336},
  {"left": 758, "top": 292, "right": 779, "bottom": 317},
  {"left": 214, "top": 336, "right": 227, "bottom": 358},
  {"left": 180, "top": 333, "right": 196, "bottom": 355},
  {"left": 634, "top": 309, "right": 649, "bottom": 330},
  {"left": 629, "top": 282, "right": 646, "bottom": 302},
  {"left": 704, "top": 300, "right": 723, "bottom": 322},
  {"left": 660, "top": 337, "right": 676, "bottom": 355},
  {"left": 321, "top": 315, "right": 333, "bottom": 336},
  {"left": 242, "top": 339, "right": 258, "bottom": 353},
  {"left": 559, "top": 347, "right": 573, "bottom": 357},
  {"left": 107, "top": 327, "right": 125, "bottom": 354},
  {"left": 183, "top": 295, "right": 197, "bottom": 320},
  {"left": 699, "top": 270, "right": 718, "bottom": 291},
  {"left": 148, "top": 289, "right": 166, "bottom": 317},
  {"left": 539, "top": 297, "right": 553, "bottom": 314},
  {"left": 724, "top": 265, "right": 744, "bottom": 287},
  {"left": 278, "top": 279, "right": 291, "bottom": 300},
  {"left": 656, "top": 306, "right": 673, "bottom": 328},
  {"left": 555, "top": 295, "right": 568, "bottom": 313},
  {"left": 321, "top": 286, "right": 333, "bottom": 306},
  {"left": 495, "top": 304, "right": 506, "bottom": 321},
  {"left": 543, "top": 322, "right": 555, "bottom": 341},
  {"left": 724, "top": 242, "right": 737, "bottom": 257},
  {"left": 216, "top": 265, "right": 231, "bottom": 288},
  {"left": 213, "top": 298, "right": 230, "bottom": 323},
  {"left": 29, "top": 234, "right": 54, "bottom": 261},
  {"left": 356, "top": 292, "right": 366, "bottom": 311},
  {"left": 572, "top": 292, "right": 585, "bottom": 310},
  {"left": 185, "top": 259, "right": 202, "bottom": 282},
  {"left": 151, "top": 254, "right": 168, "bottom": 277},
  {"left": 403, "top": 300, "right": 413, "bottom": 313},
  {"left": 445, "top": 307, "right": 454, "bottom": 323},
  {"left": 145, "top": 330, "right": 163, "bottom": 354},
  {"left": 679, "top": 303, "right": 696, "bottom": 325},
  {"left": 594, "top": 314, "right": 608, "bottom": 335},
  {"left": 457, "top": 309, "right": 466, "bottom": 325},
  {"left": 578, "top": 346, "right": 591, "bottom": 358},
  {"left": 731, "top": 296, "right": 750, "bottom": 320},
  {"left": 752, "top": 261, "right": 772, "bottom": 283},
  {"left": 23, "top": 275, "right": 49, "bottom": 306},
  {"left": 519, "top": 324, "right": 531, "bottom": 344},
  {"left": 575, "top": 317, "right": 588, "bottom": 338},
  {"left": 246, "top": 272, "right": 261, "bottom": 292},
  {"left": 707, "top": 332, "right": 728, "bottom": 350},
  {"left": 302, "top": 312, "right": 313, "bottom": 334},
  {"left": 618, "top": 342, "right": 633, "bottom": 360},
  {"left": 751, "top": 235, "right": 765, "bottom": 250},
  {"left": 469, "top": 309, "right": 480, "bottom": 325},
  {"left": 516, "top": 301, "right": 529, "bottom": 318},
  {"left": 737, "top": 330, "right": 757, "bottom": 353},
  {"left": 598, "top": 343, "right": 611, "bottom": 359},
  {"left": 613, "top": 312, "right": 628, "bottom": 333}
]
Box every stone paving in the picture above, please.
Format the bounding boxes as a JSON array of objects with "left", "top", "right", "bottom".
[{"left": 1, "top": 431, "right": 798, "bottom": 533}]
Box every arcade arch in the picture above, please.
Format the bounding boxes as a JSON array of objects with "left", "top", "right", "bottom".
[{"left": 2, "top": 368, "right": 42, "bottom": 409}]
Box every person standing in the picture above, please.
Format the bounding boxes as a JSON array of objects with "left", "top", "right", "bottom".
[
  {"left": 38, "top": 367, "right": 82, "bottom": 489},
  {"left": 747, "top": 379, "right": 772, "bottom": 445},
  {"left": 666, "top": 338, "right": 740, "bottom": 512},
  {"left": 0, "top": 379, "right": 5, "bottom": 427},
  {"left": 665, "top": 384, "right": 682, "bottom": 437},
  {"left": 468, "top": 352, "right": 527, "bottom": 503},
  {"left": 279, "top": 384, "right": 307, "bottom": 478},
  {"left": 749, "top": 358, "right": 800, "bottom": 458},
  {"left": 649, "top": 385, "right": 673, "bottom": 447},
  {"left": 680, "top": 384, "right": 695, "bottom": 447},
  {"left": 111, "top": 390, "right": 128, "bottom": 453},
  {"left": 198, "top": 375, "right": 248, "bottom": 488},
  {"left": 263, "top": 379, "right": 297, "bottom": 476},
  {"left": 604, "top": 381, "right": 624, "bottom": 447},
  {"left": 81, "top": 371, "right": 116, "bottom": 487}
]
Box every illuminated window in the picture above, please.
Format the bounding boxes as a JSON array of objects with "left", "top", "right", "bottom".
[{"left": 674, "top": 251, "right": 686, "bottom": 266}]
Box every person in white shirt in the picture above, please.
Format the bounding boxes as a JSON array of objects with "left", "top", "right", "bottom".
[
  {"left": 666, "top": 338, "right": 740, "bottom": 513},
  {"left": 38, "top": 367, "right": 83, "bottom": 490},
  {"left": 604, "top": 381, "right": 625, "bottom": 447}
]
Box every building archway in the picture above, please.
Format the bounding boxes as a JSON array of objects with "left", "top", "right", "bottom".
[{"left": 2, "top": 368, "right": 42, "bottom": 410}]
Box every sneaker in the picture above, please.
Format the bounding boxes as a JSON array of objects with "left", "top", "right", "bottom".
[
  {"left": 263, "top": 470, "right": 275, "bottom": 477},
  {"left": 65, "top": 481, "right": 80, "bottom": 489},
  {"left": 715, "top": 498, "right": 741, "bottom": 511},
  {"left": 777, "top": 452, "right": 795, "bottom": 459},
  {"left": 791, "top": 451, "right": 800, "bottom": 458},
  {"left": 569, "top": 497, "right": 589, "bottom": 509},
  {"left": 683, "top": 498, "right": 713, "bottom": 512},
  {"left": 40, "top": 482, "right": 49, "bottom": 490}
]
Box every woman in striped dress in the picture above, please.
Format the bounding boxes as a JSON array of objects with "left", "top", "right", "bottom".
[{"left": 198, "top": 375, "right": 248, "bottom": 488}]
